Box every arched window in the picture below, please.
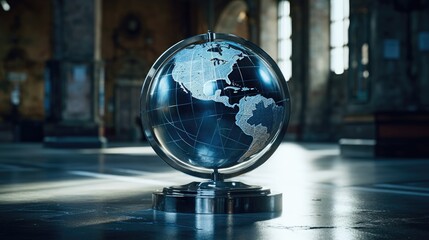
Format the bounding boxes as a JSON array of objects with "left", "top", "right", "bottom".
[
  {"left": 215, "top": 0, "right": 249, "bottom": 39},
  {"left": 278, "top": 0, "right": 292, "bottom": 81},
  {"left": 330, "top": 0, "right": 350, "bottom": 75}
]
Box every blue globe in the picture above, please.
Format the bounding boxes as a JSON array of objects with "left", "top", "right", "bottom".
[{"left": 141, "top": 33, "right": 290, "bottom": 179}]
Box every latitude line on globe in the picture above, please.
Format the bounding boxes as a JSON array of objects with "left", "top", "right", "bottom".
[
  {"left": 157, "top": 114, "right": 251, "bottom": 150},
  {"left": 161, "top": 107, "right": 197, "bottom": 138},
  {"left": 166, "top": 133, "right": 249, "bottom": 152},
  {"left": 159, "top": 105, "right": 250, "bottom": 152},
  {"left": 158, "top": 111, "right": 250, "bottom": 149},
  {"left": 162, "top": 122, "right": 196, "bottom": 152}
]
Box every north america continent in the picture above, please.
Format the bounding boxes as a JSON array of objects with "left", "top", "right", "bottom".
[{"left": 172, "top": 42, "right": 245, "bottom": 108}]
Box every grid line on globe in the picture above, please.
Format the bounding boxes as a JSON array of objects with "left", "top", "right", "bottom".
[{"left": 141, "top": 32, "right": 290, "bottom": 179}]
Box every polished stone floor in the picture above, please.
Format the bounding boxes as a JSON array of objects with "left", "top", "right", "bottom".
[{"left": 0, "top": 142, "right": 428, "bottom": 239}]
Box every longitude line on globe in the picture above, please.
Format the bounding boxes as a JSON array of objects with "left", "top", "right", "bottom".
[{"left": 172, "top": 44, "right": 195, "bottom": 140}]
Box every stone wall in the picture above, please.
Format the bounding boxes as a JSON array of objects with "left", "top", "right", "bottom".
[
  {"left": 101, "top": 0, "right": 188, "bottom": 131},
  {"left": 0, "top": 0, "right": 52, "bottom": 121}
]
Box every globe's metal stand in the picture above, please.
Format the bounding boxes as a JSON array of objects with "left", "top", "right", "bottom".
[{"left": 152, "top": 172, "right": 282, "bottom": 214}]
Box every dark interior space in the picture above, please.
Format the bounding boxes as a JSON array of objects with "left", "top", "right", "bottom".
[{"left": 1, "top": 0, "right": 429, "bottom": 239}]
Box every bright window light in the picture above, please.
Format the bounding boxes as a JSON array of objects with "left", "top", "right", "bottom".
[
  {"left": 330, "top": 0, "right": 349, "bottom": 75},
  {"left": 1, "top": 0, "right": 10, "bottom": 11},
  {"left": 278, "top": 0, "right": 292, "bottom": 81}
]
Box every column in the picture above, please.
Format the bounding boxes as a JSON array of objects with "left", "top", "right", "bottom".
[
  {"left": 44, "top": 0, "right": 106, "bottom": 148},
  {"left": 303, "top": 0, "right": 330, "bottom": 140}
]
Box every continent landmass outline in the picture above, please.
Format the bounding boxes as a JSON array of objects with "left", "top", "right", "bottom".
[{"left": 171, "top": 41, "right": 284, "bottom": 162}]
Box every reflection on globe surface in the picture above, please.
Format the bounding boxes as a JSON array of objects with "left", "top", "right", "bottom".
[{"left": 141, "top": 33, "right": 289, "bottom": 177}]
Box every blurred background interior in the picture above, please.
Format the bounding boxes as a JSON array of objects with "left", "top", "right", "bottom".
[{"left": 0, "top": 0, "right": 429, "bottom": 156}]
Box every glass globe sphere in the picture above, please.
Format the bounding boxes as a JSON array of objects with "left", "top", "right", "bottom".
[{"left": 141, "top": 33, "right": 290, "bottom": 179}]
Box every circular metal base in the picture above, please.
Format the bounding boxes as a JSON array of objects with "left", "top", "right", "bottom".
[{"left": 152, "top": 181, "right": 282, "bottom": 214}]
